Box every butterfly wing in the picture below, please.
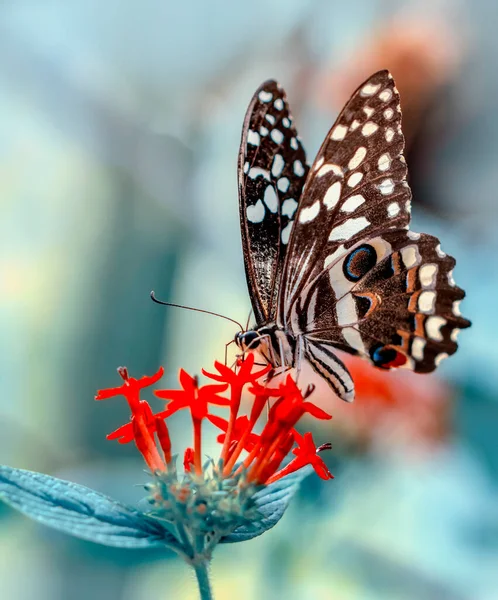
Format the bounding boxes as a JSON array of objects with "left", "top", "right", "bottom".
[
  {"left": 276, "top": 70, "right": 469, "bottom": 390},
  {"left": 301, "top": 230, "right": 470, "bottom": 372},
  {"left": 278, "top": 70, "right": 409, "bottom": 321},
  {"left": 239, "top": 80, "right": 309, "bottom": 325}
]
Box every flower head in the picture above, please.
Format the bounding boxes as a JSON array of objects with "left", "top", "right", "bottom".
[
  {"left": 266, "top": 431, "right": 333, "bottom": 484},
  {"left": 207, "top": 414, "right": 260, "bottom": 453},
  {"left": 97, "top": 358, "right": 334, "bottom": 488},
  {"left": 92, "top": 357, "right": 334, "bottom": 570},
  {"left": 155, "top": 369, "right": 229, "bottom": 421},
  {"left": 95, "top": 366, "right": 170, "bottom": 472}
]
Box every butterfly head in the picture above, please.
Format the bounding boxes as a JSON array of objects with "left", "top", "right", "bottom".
[{"left": 234, "top": 330, "right": 261, "bottom": 351}]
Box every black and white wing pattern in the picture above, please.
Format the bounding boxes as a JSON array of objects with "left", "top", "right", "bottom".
[
  {"left": 238, "top": 80, "right": 309, "bottom": 324},
  {"left": 277, "top": 71, "right": 470, "bottom": 391}
]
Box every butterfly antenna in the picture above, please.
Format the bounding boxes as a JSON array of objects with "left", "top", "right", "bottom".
[
  {"left": 245, "top": 308, "right": 253, "bottom": 331},
  {"left": 150, "top": 291, "right": 244, "bottom": 331}
]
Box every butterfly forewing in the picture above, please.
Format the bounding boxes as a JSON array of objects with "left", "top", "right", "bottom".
[
  {"left": 279, "top": 70, "right": 409, "bottom": 323},
  {"left": 238, "top": 80, "right": 309, "bottom": 324}
]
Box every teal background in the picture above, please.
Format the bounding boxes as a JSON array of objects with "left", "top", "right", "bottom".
[{"left": 1, "top": 1, "right": 497, "bottom": 598}]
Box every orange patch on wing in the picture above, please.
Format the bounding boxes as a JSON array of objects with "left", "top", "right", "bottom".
[
  {"left": 397, "top": 329, "right": 411, "bottom": 352},
  {"left": 391, "top": 252, "right": 403, "bottom": 275},
  {"left": 408, "top": 291, "right": 420, "bottom": 313},
  {"left": 355, "top": 292, "right": 381, "bottom": 317},
  {"left": 407, "top": 268, "right": 418, "bottom": 293},
  {"left": 414, "top": 314, "right": 426, "bottom": 337}
]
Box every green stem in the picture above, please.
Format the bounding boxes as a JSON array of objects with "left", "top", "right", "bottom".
[
  {"left": 175, "top": 522, "right": 194, "bottom": 559},
  {"left": 193, "top": 560, "right": 214, "bottom": 600}
]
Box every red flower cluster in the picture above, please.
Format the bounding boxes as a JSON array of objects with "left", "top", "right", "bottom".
[{"left": 95, "top": 355, "right": 333, "bottom": 485}]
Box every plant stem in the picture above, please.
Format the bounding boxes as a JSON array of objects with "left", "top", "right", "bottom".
[
  {"left": 193, "top": 418, "right": 203, "bottom": 475},
  {"left": 193, "top": 560, "right": 214, "bottom": 600}
]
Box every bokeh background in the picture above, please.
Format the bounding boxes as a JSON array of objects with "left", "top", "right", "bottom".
[{"left": 1, "top": 0, "right": 497, "bottom": 598}]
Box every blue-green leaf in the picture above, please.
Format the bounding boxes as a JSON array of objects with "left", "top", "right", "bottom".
[
  {"left": 221, "top": 466, "right": 312, "bottom": 543},
  {"left": 0, "top": 466, "right": 180, "bottom": 550}
]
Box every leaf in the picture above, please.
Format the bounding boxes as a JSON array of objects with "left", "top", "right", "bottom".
[
  {"left": 0, "top": 466, "right": 180, "bottom": 550},
  {"left": 221, "top": 466, "right": 312, "bottom": 543}
]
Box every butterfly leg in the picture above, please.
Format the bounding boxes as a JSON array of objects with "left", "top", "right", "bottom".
[{"left": 224, "top": 339, "right": 236, "bottom": 366}]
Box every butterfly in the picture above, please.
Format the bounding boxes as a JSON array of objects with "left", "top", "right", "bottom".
[{"left": 233, "top": 70, "right": 470, "bottom": 402}]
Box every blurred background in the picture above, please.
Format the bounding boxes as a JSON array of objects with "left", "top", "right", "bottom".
[{"left": 1, "top": 0, "right": 497, "bottom": 598}]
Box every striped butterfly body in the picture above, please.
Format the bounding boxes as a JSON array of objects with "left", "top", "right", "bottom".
[{"left": 234, "top": 71, "right": 470, "bottom": 402}]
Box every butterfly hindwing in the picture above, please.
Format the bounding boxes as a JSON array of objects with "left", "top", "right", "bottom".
[
  {"left": 302, "top": 338, "right": 355, "bottom": 402},
  {"left": 238, "top": 80, "right": 309, "bottom": 324},
  {"left": 302, "top": 229, "right": 471, "bottom": 372},
  {"left": 278, "top": 70, "right": 409, "bottom": 323}
]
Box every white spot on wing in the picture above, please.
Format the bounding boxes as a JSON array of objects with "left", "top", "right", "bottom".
[
  {"left": 385, "top": 128, "right": 395, "bottom": 142},
  {"left": 282, "top": 117, "right": 290, "bottom": 128},
  {"left": 362, "top": 122, "right": 378, "bottom": 137},
  {"left": 361, "top": 82, "right": 381, "bottom": 96},
  {"left": 418, "top": 290, "right": 436, "bottom": 314},
  {"left": 401, "top": 245, "right": 421, "bottom": 268},
  {"left": 290, "top": 137, "right": 298, "bottom": 150},
  {"left": 426, "top": 316, "right": 447, "bottom": 341},
  {"left": 299, "top": 200, "right": 320, "bottom": 223},
  {"left": 384, "top": 108, "right": 394, "bottom": 120},
  {"left": 448, "top": 270, "right": 456, "bottom": 286},
  {"left": 271, "top": 129, "right": 284, "bottom": 144},
  {"left": 323, "top": 181, "right": 342, "bottom": 210},
  {"left": 331, "top": 125, "right": 348, "bottom": 140},
  {"left": 387, "top": 202, "right": 400, "bottom": 217},
  {"left": 243, "top": 161, "right": 249, "bottom": 174},
  {"left": 378, "top": 178, "right": 395, "bottom": 195},
  {"left": 274, "top": 98, "right": 284, "bottom": 110},
  {"left": 318, "top": 164, "right": 343, "bottom": 177},
  {"left": 452, "top": 300, "right": 461, "bottom": 316},
  {"left": 407, "top": 231, "right": 421, "bottom": 240},
  {"left": 329, "top": 217, "right": 370, "bottom": 241},
  {"left": 271, "top": 154, "right": 285, "bottom": 178},
  {"left": 411, "top": 337, "right": 426, "bottom": 361},
  {"left": 378, "top": 153, "right": 391, "bottom": 171},
  {"left": 247, "top": 130, "right": 260, "bottom": 146},
  {"left": 419, "top": 264, "right": 438, "bottom": 288},
  {"left": 363, "top": 106, "right": 374, "bottom": 117},
  {"left": 451, "top": 328, "right": 460, "bottom": 343},
  {"left": 266, "top": 114, "right": 275, "bottom": 125},
  {"left": 314, "top": 157, "right": 325, "bottom": 171},
  {"left": 348, "top": 147, "right": 367, "bottom": 170},
  {"left": 248, "top": 167, "right": 270, "bottom": 180},
  {"left": 277, "top": 177, "right": 290, "bottom": 192},
  {"left": 259, "top": 90, "right": 273, "bottom": 103},
  {"left": 281, "top": 220, "right": 293, "bottom": 244},
  {"left": 260, "top": 126, "right": 269, "bottom": 136},
  {"left": 341, "top": 194, "right": 365, "bottom": 212},
  {"left": 294, "top": 160, "right": 305, "bottom": 176},
  {"left": 435, "top": 352, "right": 449, "bottom": 367},
  {"left": 379, "top": 89, "right": 393, "bottom": 102},
  {"left": 350, "top": 120, "right": 360, "bottom": 131},
  {"left": 246, "top": 200, "right": 265, "bottom": 223},
  {"left": 348, "top": 172, "right": 363, "bottom": 187},
  {"left": 264, "top": 186, "right": 278, "bottom": 213},
  {"left": 435, "top": 244, "right": 446, "bottom": 258},
  {"left": 282, "top": 198, "right": 298, "bottom": 218}
]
